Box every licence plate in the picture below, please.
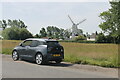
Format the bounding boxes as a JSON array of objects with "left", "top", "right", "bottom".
[{"left": 53, "top": 54, "right": 60, "bottom": 57}]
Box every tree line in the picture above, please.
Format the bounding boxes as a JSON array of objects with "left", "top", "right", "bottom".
[
  {"left": 35, "top": 26, "right": 71, "bottom": 40},
  {"left": 0, "top": 19, "right": 72, "bottom": 40},
  {"left": 0, "top": 19, "right": 27, "bottom": 30}
]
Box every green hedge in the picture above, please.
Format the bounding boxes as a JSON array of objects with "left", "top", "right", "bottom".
[{"left": 59, "top": 40, "right": 95, "bottom": 43}]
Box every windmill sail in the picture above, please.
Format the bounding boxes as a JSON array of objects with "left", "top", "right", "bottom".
[
  {"left": 77, "top": 19, "right": 86, "bottom": 25},
  {"left": 68, "top": 15, "right": 75, "bottom": 24}
]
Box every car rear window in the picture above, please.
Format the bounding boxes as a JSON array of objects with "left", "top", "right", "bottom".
[{"left": 47, "top": 41, "right": 59, "bottom": 46}]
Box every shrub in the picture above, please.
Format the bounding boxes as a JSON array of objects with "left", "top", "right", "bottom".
[
  {"left": 2, "top": 27, "right": 33, "bottom": 40},
  {"left": 75, "top": 35, "right": 86, "bottom": 41}
]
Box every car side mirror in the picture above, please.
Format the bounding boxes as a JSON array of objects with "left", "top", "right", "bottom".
[
  {"left": 19, "top": 43, "right": 22, "bottom": 46},
  {"left": 19, "top": 43, "right": 23, "bottom": 47}
]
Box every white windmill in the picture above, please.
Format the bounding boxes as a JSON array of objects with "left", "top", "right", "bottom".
[{"left": 68, "top": 15, "right": 86, "bottom": 39}]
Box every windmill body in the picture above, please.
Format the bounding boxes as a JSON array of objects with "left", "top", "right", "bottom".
[
  {"left": 68, "top": 15, "right": 86, "bottom": 39},
  {"left": 72, "top": 24, "right": 78, "bottom": 38}
]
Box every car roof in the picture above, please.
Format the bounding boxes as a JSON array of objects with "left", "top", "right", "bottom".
[{"left": 25, "top": 38, "right": 57, "bottom": 42}]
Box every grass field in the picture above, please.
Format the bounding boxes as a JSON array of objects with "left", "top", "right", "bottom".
[
  {"left": 1, "top": 40, "right": 119, "bottom": 67},
  {"left": 61, "top": 42, "right": 119, "bottom": 67}
]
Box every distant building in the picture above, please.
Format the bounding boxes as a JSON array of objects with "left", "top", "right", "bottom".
[
  {"left": 66, "top": 28, "right": 83, "bottom": 40},
  {"left": 87, "top": 33, "right": 96, "bottom": 41}
]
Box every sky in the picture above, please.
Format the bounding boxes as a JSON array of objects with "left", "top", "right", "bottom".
[{"left": 1, "top": 1, "right": 111, "bottom": 35}]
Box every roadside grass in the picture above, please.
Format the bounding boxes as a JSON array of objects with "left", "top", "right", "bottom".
[
  {"left": 64, "top": 53, "right": 118, "bottom": 68},
  {"left": 2, "top": 40, "right": 21, "bottom": 55},
  {"left": 60, "top": 42, "right": 119, "bottom": 68},
  {"left": 1, "top": 40, "right": 119, "bottom": 68}
]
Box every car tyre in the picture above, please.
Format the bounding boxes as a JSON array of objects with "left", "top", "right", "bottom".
[
  {"left": 12, "top": 51, "right": 19, "bottom": 61},
  {"left": 35, "top": 53, "right": 43, "bottom": 65}
]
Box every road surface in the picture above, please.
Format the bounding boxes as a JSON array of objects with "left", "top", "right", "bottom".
[{"left": 2, "top": 54, "right": 118, "bottom": 78}]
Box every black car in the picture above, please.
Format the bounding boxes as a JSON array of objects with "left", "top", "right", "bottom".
[{"left": 12, "top": 38, "right": 64, "bottom": 65}]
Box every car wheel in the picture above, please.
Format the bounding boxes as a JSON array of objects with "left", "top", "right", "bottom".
[
  {"left": 55, "top": 59, "right": 62, "bottom": 64},
  {"left": 12, "top": 51, "right": 19, "bottom": 61},
  {"left": 35, "top": 54, "right": 43, "bottom": 65}
]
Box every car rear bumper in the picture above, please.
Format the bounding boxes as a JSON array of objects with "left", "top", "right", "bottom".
[{"left": 45, "top": 53, "right": 64, "bottom": 61}]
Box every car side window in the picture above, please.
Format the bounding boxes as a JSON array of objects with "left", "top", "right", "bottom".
[
  {"left": 22, "top": 40, "right": 32, "bottom": 47},
  {"left": 39, "top": 41, "right": 46, "bottom": 45},
  {"left": 30, "top": 40, "right": 40, "bottom": 47}
]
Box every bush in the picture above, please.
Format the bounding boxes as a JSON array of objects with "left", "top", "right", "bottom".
[
  {"left": 96, "top": 33, "right": 120, "bottom": 44},
  {"left": 96, "top": 33, "right": 106, "bottom": 43},
  {"left": 75, "top": 35, "right": 86, "bottom": 41},
  {"left": 2, "top": 27, "right": 33, "bottom": 40}
]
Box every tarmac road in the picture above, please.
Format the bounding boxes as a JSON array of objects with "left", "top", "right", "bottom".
[{"left": 2, "top": 54, "right": 118, "bottom": 78}]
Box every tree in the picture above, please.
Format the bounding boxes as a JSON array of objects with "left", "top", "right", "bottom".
[
  {"left": 0, "top": 21, "right": 2, "bottom": 28},
  {"left": 0, "top": 20, "right": 7, "bottom": 30},
  {"left": 39, "top": 28, "right": 47, "bottom": 38},
  {"left": 0, "top": 19, "right": 27, "bottom": 29},
  {"left": 95, "top": 31, "right": 98, "bottom": 35},
  {"left": 8, "top": 19, "right": 12, "bottom": 27},
  {"left": 19, "top": 28, "right": 33, "bottom": 40},
  {"left": 75, "top": 35, "right": 86, "bottom": 41},
  {"left": 96, "top": 33, "right": 106, "bottom": 43},
  {"left": 53, "top": 27, "right": 61, "bottom": 39},
  {"left": 63, "top": 30, "right": 71, "bottom": 39},
  {"left": 2, "top": 27, "right": 33, "bottom": 40},
  {"left": 7, "top": 19, "right": 27, "bottom": 28},
  {"left": 19, "top": 19, "right": 27, "bottom": 28},
  {"left": 40, "top": 26, "right": 71, "bottom": 39},
  {"left": 46, "top": 26, "right": 61, "bottom": 39},
  {"left": 47, "top": 26, "right": 52, "bottom": 38},
  {"left": 2, "top": 27, "right": 19, "bottom": 40},
  {"left": 59, "top": 28, "right": 64, "bottom": 39},
  {"left": 99, "top": 1, "right": 120, "bottom": 43},
  {"left": 34, "top": 34, "right": 40, "bottom": 38}
]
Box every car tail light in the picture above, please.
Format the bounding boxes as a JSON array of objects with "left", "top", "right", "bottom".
[
  {"left": 61, "top": 47, "right": 64, "bottom": 52},
  {"left": 61, "top": 49, "right": 63, "bottom": 52}
]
